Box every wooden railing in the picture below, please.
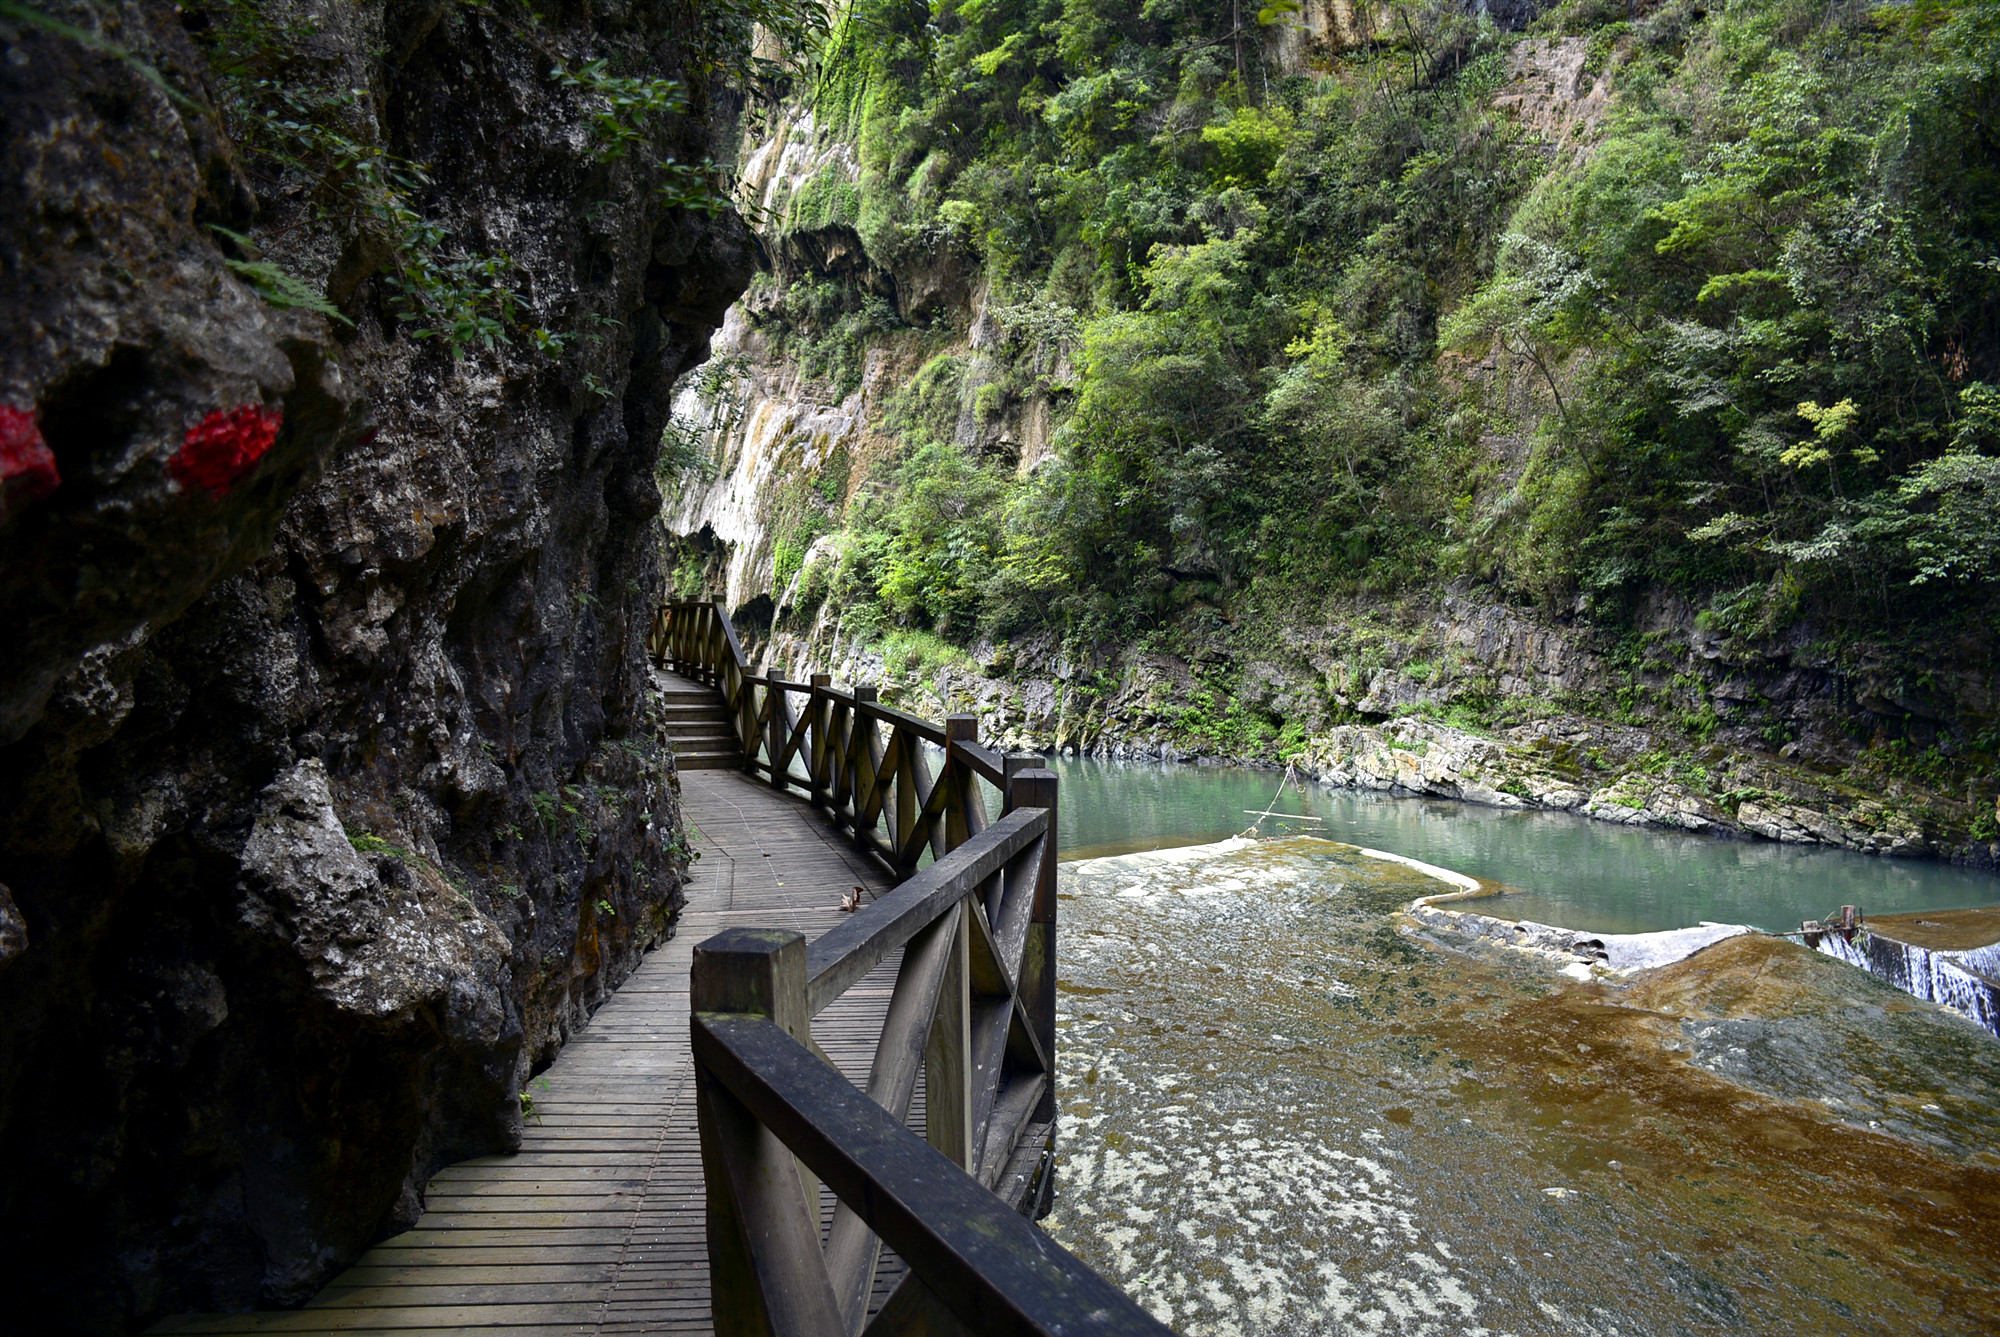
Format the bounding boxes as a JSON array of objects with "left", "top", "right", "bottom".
[
  {"left": 651, "top": 599, "right": 1030, "bottom": 883},
  {"left": 651, "top": 600, "right": 1172, "bottom": 1337}
]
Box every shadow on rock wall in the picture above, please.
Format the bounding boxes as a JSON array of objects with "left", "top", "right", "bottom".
[{"left": 0, "top": 1, "right": 751, "bottom": 1330}]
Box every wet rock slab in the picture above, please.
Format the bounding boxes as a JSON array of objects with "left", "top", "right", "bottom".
[
  {"left": 1046, "top": 838, "right": 2000, "bottom": 1336},
  {"left": 1865, "top": 905, "right": 2000, "bottom": 953}
]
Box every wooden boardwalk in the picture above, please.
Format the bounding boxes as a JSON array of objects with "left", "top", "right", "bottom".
[{"left": 154, "top": 714, "right": 903, "bottom": 1335}]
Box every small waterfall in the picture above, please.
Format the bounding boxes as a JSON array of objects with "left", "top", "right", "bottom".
[{"left": 1806, "top": 931, "right": 2000, "bottom": 1037}]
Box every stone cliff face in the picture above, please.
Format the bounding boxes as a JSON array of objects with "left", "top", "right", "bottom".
[
  {"left": 660, "top": 19, "right": 1998, "bottom": 869},
  {"left": 0, "top": 1, "right": 750, "bottom": 1330},
  {"left": 761, "top": 588, "right": 1997, "bottom": 864},
  {"left": 661, "top": 103, "right": 1043, "bottom": 617}
]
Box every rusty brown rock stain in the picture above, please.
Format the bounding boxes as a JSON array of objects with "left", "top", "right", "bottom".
[
  {"left": 1435, "top": 934, "right": 2000, "bottom": 1325},
  {"left": 1863, "top": 904, "right": 2000, "bottom": 952}
]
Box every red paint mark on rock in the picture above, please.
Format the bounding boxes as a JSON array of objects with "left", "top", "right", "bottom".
[
  {"left": 169, "top": 404, "right": 282, "bottom": 497},
  {"left": 0, "top": 405, "right": 61, "bottom": 506}
]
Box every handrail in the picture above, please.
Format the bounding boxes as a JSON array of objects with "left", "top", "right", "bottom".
[
  {"left": 691, "top": 1007, "right": 1172, "bottom": 1337},
  {"left": 712, "top": 596, "right": 753, "bottom": 669},
  {"left": 950, "top": 740, "right": 1009, "bottom": 788},
  {"left": 854, "top": 698, "right": 950, "bottom": 746},
  {"left": 652, "top": 598, "right": 1129, "bottom": 1337},
  {"left": 806, "top": 807, "right": 1046, "bottom": 1015},
  {"left": 653, "top": 599, "right": 1036, "bottom": 885}
]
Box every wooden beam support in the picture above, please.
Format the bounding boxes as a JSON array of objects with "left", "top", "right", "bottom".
[
  {"left": 849, "top": 687, "right": 881, "bottom": 854},
  {"left": 805, "top": 809, "right": 1046, "bottom": 1015},
  {"left": 1007, "top": 769, "right": 1059, "bottom": 1127},
  {"left": 861, "top": 1274, "right": 974, "bottom": 1337},
  {"left": 691, "top": 1014, "right": 1175, "bottom": 1337},
  {"left": 692, "top": 930, "right": 842, "bottom": 1337},
  {"left": 821, "top": 907, "right": 963, "bottom": 1332},
  {"left": 976, "top": 1073, "right": 1051, "bottom": 1191},
  {"left": 894, "top": 730, "right": 919, "bottom": 874},
  {"left": 966, "top": 995, "right": 1013, "bottom": 1172},
  {"left": 964, "top": 896, "right": 1013, "bottom": 1002},
  {"left": 925, "top": 900, "right": 972, "bottom": 1174}
]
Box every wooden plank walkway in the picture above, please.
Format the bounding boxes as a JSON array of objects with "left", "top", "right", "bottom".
[{"left": 154, "top": 698, "right": 903, "bottom": 1336}]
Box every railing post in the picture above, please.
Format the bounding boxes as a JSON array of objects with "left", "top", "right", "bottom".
[
  {"left": 925, "top": 901, "right": 973, "bottom": 1173},
  {"left": 1000, "top": 754, "right": 1037, "bottom": 812},
  {"left": 1007, "top": 768, "right": 1059, "bottom": 1128},
  {"left": 810, "top": 674, "right": 832, "bottom": 809},
  {"left": 692, "top": 929, "right": 841, "bottom": 1337},
  {"left": 851, "top": 685, "right": 879, "bottom": 855},
  {"left": 892, "top": 727, "right": 919, "bottom": 873},
  {"left": 828, "top": 692, "right": 853, "bottom": 830},
  {"left": 942, "top": 717, "right": 978, "bottom": 853},
  {"left": 693, "top": 926, "right": 812, "bottom": 1042},
  {"left": 766, "top": 683, "right": 785, "bottom": 792}
]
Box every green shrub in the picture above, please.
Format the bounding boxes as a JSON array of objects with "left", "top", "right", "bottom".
[{"left": 744, "top": 0, "right": 2000, "bottom": 674}]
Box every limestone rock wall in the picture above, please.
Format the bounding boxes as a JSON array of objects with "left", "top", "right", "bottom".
[
  {"left": 0, "top": 2, "right": 750, "bottom": 1330},
  {"left": 664, "top": 302, "right": 897, "bottom": 610},
  {"left": 662, "top": 99, "right": 1060, "bottom": 619},
  {"left": 755, "top": 590, "right": 1997, "bottom": 866}
]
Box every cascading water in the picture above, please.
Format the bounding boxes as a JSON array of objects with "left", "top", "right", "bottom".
[{"left": 1807, "top": 932, "right": 2000, "bottom": 1036}]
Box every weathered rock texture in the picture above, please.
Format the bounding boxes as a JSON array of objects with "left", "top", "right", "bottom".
[
  {"left": 1259, "top": 0, "right": 1552, "bottom": 74},
  {"left": 744, "top": 588, "right": 1999, "bottom": 867},
  {"left": 0, "top": 1, "right": 749, "bottom": 1331}
]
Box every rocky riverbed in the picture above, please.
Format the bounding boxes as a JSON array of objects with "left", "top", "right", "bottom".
[{"left": 1043, "top": 837, "right": 2000, "bottom": 1335}]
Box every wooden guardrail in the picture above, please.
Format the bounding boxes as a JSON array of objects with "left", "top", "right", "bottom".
[
  {"left": 651, "top": 599, "right": 1027, "bottom": 882},
  {"left": 650, "top": 599, "right": 1172, "bottom": 1337}
]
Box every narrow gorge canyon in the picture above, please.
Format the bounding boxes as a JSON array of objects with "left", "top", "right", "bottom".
[
  {"left": 5, "top": 0, "right": 1999, "bottom": 1331},
  {"left": 659, "top": 1, "right": 2000, "bottom": 869}
]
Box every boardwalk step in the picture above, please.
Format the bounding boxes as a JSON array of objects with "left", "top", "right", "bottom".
[
  {"left": 660, "top": 704, "right": 730, "bottom": 721},
  {"left": 664, "top": 731, "right": 740, "bottom": 749},
  {"left": 673, "top": 751, "right": 744, "bottom": 770}
]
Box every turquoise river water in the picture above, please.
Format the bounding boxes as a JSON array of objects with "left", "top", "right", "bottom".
[{"left": 1046, "top": 756, "right": 2000, "bottom": 934}]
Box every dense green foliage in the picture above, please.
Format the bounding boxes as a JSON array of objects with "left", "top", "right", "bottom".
[
  {"left": 1471, "top": 0, "right": 2000, "bottom": 643},
  {"left": 749, "top": 0, "right": 2000, "bottom": 659}
]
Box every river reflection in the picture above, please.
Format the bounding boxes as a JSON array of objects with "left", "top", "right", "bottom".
[{"left": 1041, "top": 837, "right": 2000, "bottom": 1336}]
